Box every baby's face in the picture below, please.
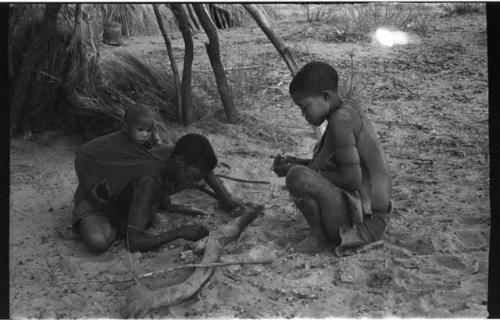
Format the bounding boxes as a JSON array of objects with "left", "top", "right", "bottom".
[
  {"left": 128, "top": 117, "right": 154, "bottom": 144},
  {"left": 292, "top": 93, "right": 330, "bottom": 126}
]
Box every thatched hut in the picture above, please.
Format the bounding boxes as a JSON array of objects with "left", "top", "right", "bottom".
[{"left": 8, "top": 3, "right": 276, "bottom": 138}]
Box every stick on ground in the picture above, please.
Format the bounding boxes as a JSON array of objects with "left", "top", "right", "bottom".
[{"left": 121, "top": 208, "right": 263, "bottom": 317}]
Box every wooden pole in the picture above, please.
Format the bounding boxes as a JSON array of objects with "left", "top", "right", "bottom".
[
  {"left": 170, "top": 4, "right": 195, "bottom": 126},
  {"left": 185, "top": 4, "right": 201, "bottom": 31},
  {"left": 243, "top": 4, "right": 301, "bottom": 75},
  {"left": 193, "top": 4, "right": 239, "bottom": 123},
  {"left": 153, "top": 4, "right": 183, "bottom": 124},
  {"left": 243, "top": 4, "right": 324, "bottom": 139}
]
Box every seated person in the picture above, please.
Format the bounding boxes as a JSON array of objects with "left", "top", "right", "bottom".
[
  {"left": 73, "top": 130, "right": 246, "bottom": 253},
  {"left": 273, "top": 61, "right": 392, "bottom": 254}
]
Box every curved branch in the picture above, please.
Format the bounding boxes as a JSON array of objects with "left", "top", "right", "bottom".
[{"left": 121, "top": 209, "right": 263, "bottom": 317}]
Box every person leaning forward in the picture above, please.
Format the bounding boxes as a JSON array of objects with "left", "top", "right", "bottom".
[{"left": 72, "top": 131, "right": 248, "bottom": 253}]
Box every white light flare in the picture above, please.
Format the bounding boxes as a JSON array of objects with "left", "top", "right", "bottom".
[{"left": 373, "top": 28, "right": 410, "bottom": 47}]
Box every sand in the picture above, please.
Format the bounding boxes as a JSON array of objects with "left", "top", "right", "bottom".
[{"left": 10, "top": 4, "right": 489, "bottom": 318}]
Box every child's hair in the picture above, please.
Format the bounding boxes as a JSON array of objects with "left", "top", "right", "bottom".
[
  {"left": 289, "top": 61, "right": 339, "bottom": 97},
  {"left": 124, "top": 102, "right": 154, "bottom": 125},
  {"left": 172, "top": 134, "right": 218, "bottom": 174}
]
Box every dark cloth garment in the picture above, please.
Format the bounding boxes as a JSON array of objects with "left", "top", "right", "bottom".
[
  {"left": 72, "top": 130, "right": 167, "bottom": 233},
  {"left": 338, "top": 201, "right": 392, "bottom": 249}
]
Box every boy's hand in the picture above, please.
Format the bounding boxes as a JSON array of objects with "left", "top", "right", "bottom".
[{"left": 273, "top": 154, "right": 294, "bottom": 177}]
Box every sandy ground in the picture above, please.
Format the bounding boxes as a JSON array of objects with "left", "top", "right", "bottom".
[{"left": 10, "top": 5, "right": 489, "bottom": 318}]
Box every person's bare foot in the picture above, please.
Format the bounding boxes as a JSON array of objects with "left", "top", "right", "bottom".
[{"left": 295, "top": 234, "right": 330, "bottom": 253}]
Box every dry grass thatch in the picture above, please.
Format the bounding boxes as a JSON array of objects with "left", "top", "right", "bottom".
[
  {"left": 215, "top": 4, "right": 277, "bottom": 27},
  {"left": 70, "top": 52, "right": 211, "bottom": 140}
]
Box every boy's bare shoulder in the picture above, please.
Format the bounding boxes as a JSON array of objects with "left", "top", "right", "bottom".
[{"left": 328, "top": 101, "right": 359, "bottom": 127}]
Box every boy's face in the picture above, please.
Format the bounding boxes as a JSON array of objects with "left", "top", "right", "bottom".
[
  {"left": 292, "top": 92, "right": 332, "bottom": 126},
  {"left": 127, "top": 116, "right": 154, "bottom": 144}
]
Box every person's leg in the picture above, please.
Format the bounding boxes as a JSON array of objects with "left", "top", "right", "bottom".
[
  {"left": 286, "top": 165, "right": 349, "bottom": 252},
  {"left": 79, "top": 215, "right": 116, "bottom": 253}
]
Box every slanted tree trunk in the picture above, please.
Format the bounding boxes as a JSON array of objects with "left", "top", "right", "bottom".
[
  {"left": 244, "top": 4, "right": 324, "bottom": 139},
  {"left": 193, "top": 4, "right": 239, "bottom": 123},
  {"left": 170, "top": 4, "right": 194, "bottom": 126},
  {"left": 153, "top": 4, "right": 183, "bottom": 124},
  {"left": 10, "top": 4, "right": 62, "bottom": 133},
  {"left": 243, "top": 4, "right": 300, "bottom": 75},
  {"left": 185, "top": 4, "right": 201, "bottom": 31}
]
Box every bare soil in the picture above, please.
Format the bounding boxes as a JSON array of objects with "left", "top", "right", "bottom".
[{"left": 10, "top": 5, "right": 489, "bottom": 318}]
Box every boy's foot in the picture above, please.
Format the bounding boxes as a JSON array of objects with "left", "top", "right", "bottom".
[{"left": 295, "top": 235, "right": 330, "bottom": 253}]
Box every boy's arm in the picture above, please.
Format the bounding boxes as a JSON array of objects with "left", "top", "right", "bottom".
[
  {"left": 319, "top": 111, "right": 362, "bottom": 191},
  {"left": 126, "top": 177, "right": 208, "bottom": 252}
]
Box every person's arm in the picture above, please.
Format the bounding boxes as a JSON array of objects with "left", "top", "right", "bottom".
[
  {"left": 272, "top": 155, "right": 311, "bottom": 177},
  {"left": 204, "top": 171, "right": 242, "bottom": 212},
  {"left": 126, "top": 177, "right": 208, "bottom": 252},
  {"left": 319, "top": 111, "right": 362, "bottom": 191}
]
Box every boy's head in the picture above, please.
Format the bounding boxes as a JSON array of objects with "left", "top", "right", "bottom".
[
  {"left": 171, "top": 134, "right": 218, "bottom": 187},
  {"left": 124, "top": 103, "right": 155, "bottom": 144},
  {"left": 289, "top": 61, "right": 341, "bottom": 126}
]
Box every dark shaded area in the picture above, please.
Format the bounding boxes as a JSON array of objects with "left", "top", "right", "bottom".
[
  {"left": 487, "top": 3, "right": 500, "bottom": 319},
  {"left": 1, "top": 4, "right": 10, "bottom": 319}
]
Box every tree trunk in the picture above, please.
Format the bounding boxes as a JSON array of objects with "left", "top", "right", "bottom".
[
  {"left": 243, "top": 4, "right": 301, "bottom": 75},
  {"left": 193, "top": 4, "right": 238, "bottom": 123},
  {"left": 185, "top": 4, "right": 201, "bottom": 31},
  {"left": 153, "top": 4, "right": 183, "bottom": 124},
  {"left": 10, "top": 3, "right": 62, "bottom": 133},
  {"left": 243, "top": 4, "right": 324, "bottom": 139},
  {"left": 170, "top": 4, "right": 194, "bottom": 126}
]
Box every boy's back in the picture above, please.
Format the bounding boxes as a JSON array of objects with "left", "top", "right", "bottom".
[{"left": 312, "top": 99, "right": 391, "bottom": 213}]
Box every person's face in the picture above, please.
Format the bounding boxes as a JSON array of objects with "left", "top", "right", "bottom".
[
  {"left": 292, "top": 91, "right": 333, "bottom": 126},
  {"left": 173, "top": 157, "right": 205, "bottom": 188},
  {"left": 128, "top": 116, "right": 154, "bottom": 144}
]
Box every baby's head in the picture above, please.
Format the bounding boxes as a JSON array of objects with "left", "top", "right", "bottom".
[{"left": 123, "top": 103, "right": 155, "bottom": 144}]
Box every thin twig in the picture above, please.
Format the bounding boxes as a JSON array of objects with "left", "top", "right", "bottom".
[
  {"left": 194, "top": 65, "right": 262, "bottom": 73},
  {"left": 45, "top": 257, "right": 57, "bottom": 286},
  {"left": 216, "top": 174, "right": 270, "bottom": 185},
  {"left": 55, "top": 258, "right": 273, "bottom": 286}
]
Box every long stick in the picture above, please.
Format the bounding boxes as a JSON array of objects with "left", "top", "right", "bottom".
[
  {"left": 216, "top": 174, "right": 270, "bottom": 185},
  {"left": 55, "top": 258, "right": 272, "bottom": 287},
  {"left": 153, "top": 4, "right": 183, "bottom": 123},
  {"left": 194, "top": 65, "right": 262, "bottom": 73},
  {"left": 122, "top": 209, "right": 262, "bottom": 317}
]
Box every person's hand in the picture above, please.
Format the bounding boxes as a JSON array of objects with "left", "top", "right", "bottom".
[
  {"left": 177, "top": 225, "right": 209, "bottom": 241},
  {"left": 224, "top": 199, "right": 264, "bottom": 217},
  {"left": 273, "top": 154, "right": 293, "bottom": 177}
]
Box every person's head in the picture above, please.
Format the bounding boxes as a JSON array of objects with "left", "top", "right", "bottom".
[
  {"left": 289, "top": 61, "right": 341, "bottom": 126},
  {"left": 123, "top": 103, "right": 155, "bottom": 144},
  {"left": 170, "top": 134, "right": 218, "bottom": 188}
]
